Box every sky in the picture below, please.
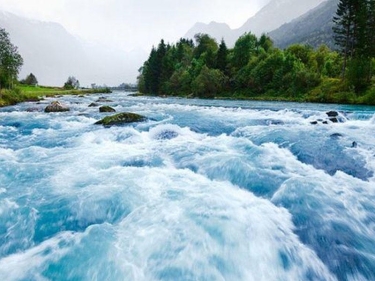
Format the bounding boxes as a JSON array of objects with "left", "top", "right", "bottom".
[{"left": 0, "top": 0, "right": 271, "bottom": 52}]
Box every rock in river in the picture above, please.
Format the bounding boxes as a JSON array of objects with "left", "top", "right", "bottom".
[
  {"left": 95, "top": 112, "right": 146, "bottom": 126},
  {"left": 326, "top": 111, "right": 339, "bottom": 117},
  {"left": 44, "top": 101, "right": 70, "bottom": 113},
  {"left": 99, "top": 106, "right": 116, "bottom": 113},
  {"left": 96, "top": 96, "right": 113, "bottom": 103}
]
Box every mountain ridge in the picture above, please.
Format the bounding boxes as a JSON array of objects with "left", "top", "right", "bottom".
[{"left": 184, "top": 0, "right": 328, "bottom": 46}]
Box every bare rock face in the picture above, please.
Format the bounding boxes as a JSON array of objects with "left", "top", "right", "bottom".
[{"left": 44, "top": 101, "right": 70, "bottom": 113}]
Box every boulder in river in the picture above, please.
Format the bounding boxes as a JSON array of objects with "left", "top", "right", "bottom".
[
  {"left": 44, "top": 101, "right": 70, "bottom": 113},
  {"left": 88, "top": 102, "right": 99, "bottom": 107},
  {"left": 99, "top": 106, "right": 116, "bottom": 113},
  {"left": 95, "top": 112, "right": 146, "bottom": 126},
  {"left": 326, "top": 111, "right": 339, "bottom": 117}
]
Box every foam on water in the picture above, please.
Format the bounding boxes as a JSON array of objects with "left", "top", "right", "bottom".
[{"left": 1, "top": 92, "right": 375, "bottom": 280}]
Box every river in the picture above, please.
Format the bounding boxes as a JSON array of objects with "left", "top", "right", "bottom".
[{"left": 1, "top": 92, "right": 375, "bottom": 281}]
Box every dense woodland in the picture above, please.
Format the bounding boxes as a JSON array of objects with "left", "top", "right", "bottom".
[{"left": 138, "top": 0, "right": 375, "bottom": 104}]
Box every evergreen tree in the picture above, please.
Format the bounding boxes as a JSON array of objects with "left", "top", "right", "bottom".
[
  {"left": 216, "top": 39, "right": 228, "bottom": 73},
  {"left": 368, "top": 1, "right": 375, "bottom": 55},
  {"left": 333, "top": 0, "right": 355, "bottom": 75},
  {"left": 24, "top": 73, "right": 38, "bottom": 86},
  {"left": 257, "top": 34, "right": 274, "bottom": 53},
  {"left": 333, "top": 0, "right": 374, "bottom": 91}
]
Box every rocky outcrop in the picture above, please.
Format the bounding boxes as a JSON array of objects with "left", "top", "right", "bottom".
[
  {"left": 44, "top": 101, "right": 70, "bottom": 113},
  {"left": 95, "top": 112, "right": 146, "bottom": 126},
  {"left": 326, "top": 111, "right": 339, "bottom": 123},
  {"left": 310, "top": 111, "right": 345, "bottom": 124},
  {"left": 99, "top": 106, "right": 116, "bottom": 113}
]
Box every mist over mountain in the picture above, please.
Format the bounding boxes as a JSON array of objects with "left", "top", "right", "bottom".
[
  {"left": 269, "top": 0, "right": 338, "bottom": 49},
  {"left": 0, "top": 11, "right": 146, "bottom": 87},
  {"left": 185, "top": 0, "right": 327, "bottom": 46}
]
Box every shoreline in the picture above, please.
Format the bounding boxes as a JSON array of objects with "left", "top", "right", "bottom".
[
  {"left": 0, "top": 86, "right": 111, "bottom": 108},
  {"left": 133, "top": 92, "right": 375, "bottom": 107}
]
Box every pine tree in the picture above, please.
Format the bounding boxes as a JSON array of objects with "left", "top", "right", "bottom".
[
  {"left": 367, "top": 0, "right": 375, "bottom": 57},
  {"left": 216, "top": 39, "right": 228, "bottom": 73},
  {"left": 333, "top": 0, "right": 355, "bottom": 76},
  {"left": 25, "top": 73, "right": 38, "bottom": 86},
  {"left": 367, "top": 0, "right": 375, "bottom": 79},
  {"left": 333, "top": 0, "right": 373, "bottom": 91}
]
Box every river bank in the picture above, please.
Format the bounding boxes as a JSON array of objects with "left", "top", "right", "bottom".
[{"left": 0, "top": 85, "right": 111, "bottom": 107}]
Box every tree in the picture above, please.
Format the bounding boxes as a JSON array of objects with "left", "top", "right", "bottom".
[
  {"left": 333, "top": 0, "right": 373, "bottom": 91},
  {"left": 193, "top": 34, "right": 218, "bottom": 68},
  {"left": 333, "top": 0, "right": 360, "bottom": 76},
  {"left": 64, "top": 76, "right": 80, "bottom": 89},
  {"left": 192, "top": 65, "right": 227, "bottom": 98},
  {"left": 216, "top": 39, "right": 228, "bottom": 74},
  {"left": 24, "top": 73, "right": 38, "bottom": 86},
  {"left": 257, "top": 34, "right": 274, "bottom": 53},
  {"left": 0, "top": 28, "right": 23, "bottom": 90},
  {"left": 231, "top": 33, "right": 257, "bottom": 70}
]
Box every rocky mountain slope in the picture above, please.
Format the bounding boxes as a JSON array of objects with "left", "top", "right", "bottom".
[
  {"left": 184, "top": 0, "right": 327, "bottom": 46},
  {"left": 269, "top": 0, "right": 338, "bottom": 49}
]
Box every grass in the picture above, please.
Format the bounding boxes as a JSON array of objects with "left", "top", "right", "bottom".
[{"left": 0, "top": 85, "right": 111, "bottom": 107}]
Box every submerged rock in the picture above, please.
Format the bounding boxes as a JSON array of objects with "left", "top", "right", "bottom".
[
  {"left": 330, "top": 133, "right": 343, "bottom": 139},
  {"left": 88, "top": 102, "right": 99, "bottom": 107},
  {"left": 96, "top": 96, "right": 113, "bottom": 103},
  {"left": 26, "top": 107, "right": 40, "bottom": 112},
  {"left": 95, "top": 112, "right": 146, "bottom": 126},
  {"left": 44, "top": 101, "right": 70, "bottom": 113},
  {"left": 329, "top": 117, "right": 338, "bottom": 123},
  {"left": 99, "top": 105, "right": 116, "bottom": 113}
]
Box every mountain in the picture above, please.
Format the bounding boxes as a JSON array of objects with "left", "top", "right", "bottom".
[
  {"left": 268, "top": 0, "right": 339, "bottom": 49},
  {"left": 184, "top": 0, "right": 327, "bottom": 46},
  {"left": 0, "top": 11, "right": 147, "bottom": 86},
  {"left": 185, "top": 21, "right": 236, "bottom": 44}
]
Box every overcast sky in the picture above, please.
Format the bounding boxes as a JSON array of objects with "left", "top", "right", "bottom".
[{"left": 0, "top": 0, "right": 271, "bottom": 51}]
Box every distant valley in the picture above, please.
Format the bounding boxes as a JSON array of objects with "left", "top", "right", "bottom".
[{"left": 0, "top": 11, "right": 147, "bottom": 87}]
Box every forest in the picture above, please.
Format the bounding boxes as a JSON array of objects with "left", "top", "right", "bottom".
[{"left": 138, "top": 0, "right": 375, "bottom": 105}]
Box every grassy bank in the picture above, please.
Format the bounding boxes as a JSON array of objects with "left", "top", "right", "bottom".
[{"left": 0, "top": 85, "right": 111, "bottom": 107}]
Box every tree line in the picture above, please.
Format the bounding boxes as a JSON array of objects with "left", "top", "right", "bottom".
[
  {"left": 137, "top": 33, "right": 341, "bottom": 99},
  {"left": 333, "top": 0, "right": 375, "bottom": 92},
  {"left": 138, "top": 0, "right": 375, "bottom": 102}
]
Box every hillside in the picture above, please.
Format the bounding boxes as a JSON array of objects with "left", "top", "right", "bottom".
[
  {"left": 269, "top": 0, "right": 338, "bottom": 49},
  {"left": 184, "top": 0, "right": 327, "bottom": 46}
]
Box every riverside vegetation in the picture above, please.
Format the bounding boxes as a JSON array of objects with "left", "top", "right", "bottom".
[
  {"left": 138, "top": 0, "right": 375, "bottom": 105},
  {"left": 0, "top": 85, "right": 111, "bottom": 107},
  {"left": 0, "top": 28, "right": 110, "bottom": 107}
]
